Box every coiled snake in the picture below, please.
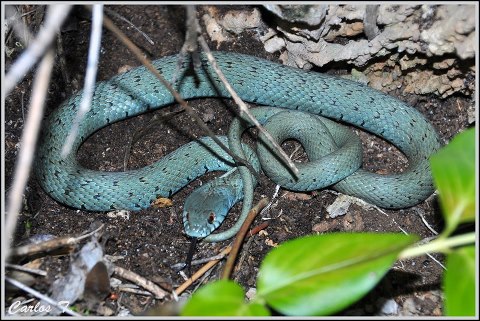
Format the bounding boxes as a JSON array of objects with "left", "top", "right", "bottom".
[{"left": 36, "top": 52, "right": 441, "bottom": 241}]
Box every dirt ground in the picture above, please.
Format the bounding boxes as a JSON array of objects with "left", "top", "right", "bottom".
[{"left": 4, "top": 5, "right": 473, "bottom": 316}]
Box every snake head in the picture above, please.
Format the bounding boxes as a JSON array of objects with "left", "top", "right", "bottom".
[{"left": 182, "top": 183, "right": 237, "bottom": 238}]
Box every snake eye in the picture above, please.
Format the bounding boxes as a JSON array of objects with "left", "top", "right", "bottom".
[{"left": 207, "top": 212, "right": 215, "bottom": 225}]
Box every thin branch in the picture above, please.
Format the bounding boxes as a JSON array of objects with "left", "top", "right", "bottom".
[
  {"left": 173, "top": 4, "right": 201, "bottom": 85},
  {"left": 425, "top": 253, "right": 446, "bottom": 270},
  {"left": 5, "top": 4, "right": 72, "bottom": 95},
  {"left": 183, "top": 5, "right": 200, "bottom": 56},
  {"left": 248, "top": 221, "right": 270, "bottom": 237},
  {"left": 5, "top": 263, "right": 47, "bottom": 277},
  {"left": 117, "top": 287, "right": 154, "bottom": 297},
  {"left": 104, "top": 6, "right": 154, "bottom": 45},
  {"left": 197, "top": 36, "right": 299, "bottom": 177},
  {"left": 5, "top": 277, "right": 82, "bottom": 317},
  {"left": 183, "top": 5, "right": 298, "bottom": 177},
  {"left": 379, "top": 211, "right": 447, "bottom": 270},
  {"left": 100, "top": 13, "right": 258, "bottom": 177},
  {"left": 399, "top": 232, "right": 475, "bottom": 260},
  {"left": 113, "top": 265, "right": 168, "bottom": 299},
  {"left": 55, "top": 33, "right": 73, "bottom": 92},
  {"left": 9, "top": 224, "right": 104, "bottom": 258},
  {"left": 4, "top": 6, "right": 41, "bottom": 35},
  {"left": 174, "top": 245, "right": 232, "bottom": 296},
  {"left": 416, "top": 209, "right": 439, "bottom": 236},
  {"left": 61, "top": 4, "right": 104, "bottom": 157},
  {"left": 260, "top": 184, "right": 281, "bottom": 216},
  {"left": 170, "top": 252, "right": 230, "bottom": 271},
  {"left": 221, "top": 197, "right": 269, "bottom": 279},
  {"left": 5, "top": 5, "right": 33, "bottom": 46},
  {"left": 191, "top": 266, "right": 215, "bottom": 294},
  {"left": 232, "top": 236, "right": 254, "bottom": 282},
  {"left": 5, "top": 50, "right": 55, "bottom": 261}
]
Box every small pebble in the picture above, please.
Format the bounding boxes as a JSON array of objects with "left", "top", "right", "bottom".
[
  {"left": 379, "top": 298, "right": 399, "bottom": 315},
  {"left": 245, "top": 287, "right": 256, "bottom": 300}
]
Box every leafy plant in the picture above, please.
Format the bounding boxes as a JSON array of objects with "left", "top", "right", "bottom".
[
  {"left": 181, "top": 127, "right": 476, "bottom": 316},
  {"left": 429, "top": 127, "right": 476, "bottom": 316}
]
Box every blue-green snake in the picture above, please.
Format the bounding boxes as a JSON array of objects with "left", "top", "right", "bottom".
[{"left": 36, "top": 52, "right": 441, "bottom": 241}]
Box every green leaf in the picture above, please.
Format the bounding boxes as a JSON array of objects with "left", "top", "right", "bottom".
[
  {"left": 181, "top": 280, "right": 270, "bottom": 316},
  {"left": 444, "top": 246, "right": 476, "bottom": 316},
  {"left": 257, "top": 233, "right": 418, "bottom": 316},
  {"left": 430, "top": 128, "right": 475, "bottom": 233}
]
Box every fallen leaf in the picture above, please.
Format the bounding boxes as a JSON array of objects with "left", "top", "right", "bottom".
[{"left": 151, "top": 198, "right": 173, "bottom": 208}]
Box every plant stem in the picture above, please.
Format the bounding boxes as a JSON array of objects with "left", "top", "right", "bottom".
[{"left": 399, "top": 232, "right": 475, "bottom": 260}]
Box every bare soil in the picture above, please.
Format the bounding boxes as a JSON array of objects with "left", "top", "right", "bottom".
[{"left": 4, "top": 5, "right": 472, "bottom": 317}]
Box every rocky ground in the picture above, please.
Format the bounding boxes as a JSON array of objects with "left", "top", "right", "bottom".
[{"left": 4, "top": 4, "right": 475, "bottom": 316}]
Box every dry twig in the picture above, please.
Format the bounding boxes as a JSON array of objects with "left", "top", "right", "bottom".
[
  {"left": 221, "top": 197, "right": 269, "bottom": 279},
  {"left": 183, "top": 5, "right": 299, "bottom": 176},
  {"left": 5, "top": 50, "right": 55, "bottom": 260},
  {"left": 4, "top": 4, "right": 72, "bottom": 95},
  {"left": 198, "top": 36, "right": 299, "bottom": 177},
  {"left": 113, "top": 265, "right": 168, "bottom": 299},
  {"left": 5, "top": 277, "right": 82, "bottom": 317},
  {"left": 100, "top": 12, "right": 258, "bottom": 177},
  {"left": 104, "top": 6, "right": 154, "bottom": 45},
  {"left": 5, "top": 263, "right": 47, "bottom": 277},
  {"left": 170, "top": 252, "right": 230, "bottom": 271},
  {"left": 117, "top": 286, "right": 154, "bottom": 297},
  {"left": 9, "top": 224, "right": 104, "bottom": 258},
  {"left": 61, "top": 4, "right": 104, "bottom": 157},
  {"left": 174, "top": 246, "right": 232, "bottom": 296}
]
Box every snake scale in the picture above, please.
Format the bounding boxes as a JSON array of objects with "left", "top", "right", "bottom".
[{"left": 36, "top": 52, "right": 441, "bottom": 241}]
